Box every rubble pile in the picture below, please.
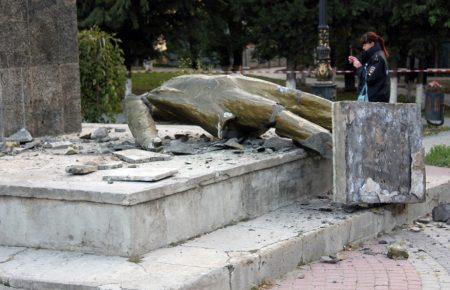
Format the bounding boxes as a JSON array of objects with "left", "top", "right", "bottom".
[{"left": 0, "top": 125, "right": 300, "bottom": 182}]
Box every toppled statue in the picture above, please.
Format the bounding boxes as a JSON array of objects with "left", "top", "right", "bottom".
[{"left": 125, "top": 74, "right": 333, "bottom": 158}]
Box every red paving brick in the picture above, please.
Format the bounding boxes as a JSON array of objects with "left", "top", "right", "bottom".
[{"left": 272, "top": 243, "right": 422, "bottom": 290}]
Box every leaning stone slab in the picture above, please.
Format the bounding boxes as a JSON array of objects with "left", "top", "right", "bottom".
[
  {"left": 103, "top": 168, "right": 178, "bottom": 182},
  {"left": 113, "top": 149, "right": 172, "bottom": 163},
  {"left": 333, "top": 102, "right": 426, "bottom": 205}
]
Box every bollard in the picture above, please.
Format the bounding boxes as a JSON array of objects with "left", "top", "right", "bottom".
[
  {"left": 389, "top": 74, "right": 398, "bottom": 103},
  {"left": 416, "top": 83, "right": 425, "bottom": 110}
]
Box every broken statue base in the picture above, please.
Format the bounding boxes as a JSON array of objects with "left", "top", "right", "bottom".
[
  {"left": 0, "top": 123, "right": 332, "bottom": 257},
  {"left": 333, "top": 102, "right": 426, "bottom": 205}
]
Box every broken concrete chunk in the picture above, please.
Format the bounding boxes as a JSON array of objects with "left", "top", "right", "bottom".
[
  {"left": 164, "top": 140, "right": 197, "bottom": 155},
  {"left": 263, "top": 136, "right": 293, "bottom": 151},
  {"left": 114, "top": 128, "right": 127, "bottom": 133},
  {"left": 224, "top": 138, "right": 244, "bottom": 151},
  {"left": 65, "top": 147, "right": 79, "bottom": 155},
  {"left": 432, "top": 204, "right": 450, "bottom": 223},
  {"left": 174, "top": 133, "right": 190, "bottom": 142},
  {"left": 113, "top": 149, "right": 172, "bottom": 163},
  {"left": 44, "top": 141, "right": 73, "bottom": 150},
  {"left": 91, "top": 127, "right": 109, "bottom": 140},
  {"left": 98, "top": 162, "right": 123, "bottom": 170},
  {"left": 387, "top": 243, "right": 409, "bottom": 260},
  {"left": 102, "top": 168, "right": 177, "bottom": 182},
  {"left": 65, "top": 164, "right": 98, "bottom": 175},
  {"left": 7, "top": 128, "right": 33, "bottom": 144}
]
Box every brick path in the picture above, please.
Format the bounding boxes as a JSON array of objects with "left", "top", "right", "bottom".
[{"left": 271, "top": 222, "right": 450, "bottom": 290}]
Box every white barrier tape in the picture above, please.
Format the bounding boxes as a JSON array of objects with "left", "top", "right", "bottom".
[{"left": 133, "top": 68, "right": 450, "bottom": 75}]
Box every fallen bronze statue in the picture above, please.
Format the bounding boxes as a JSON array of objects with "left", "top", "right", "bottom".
[{"left": 125, "top": 74, "right": 333, "bottom": 158}]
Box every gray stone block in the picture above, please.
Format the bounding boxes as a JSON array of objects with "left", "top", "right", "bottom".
[
  {"left": 0, "top": 0, "right": 81, "bottom": 137},
  {"left": 333, "top": 102, "right": 426, "bottom": 205}
]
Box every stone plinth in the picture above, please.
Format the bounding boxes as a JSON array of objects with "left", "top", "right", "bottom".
[
  {"left": 333, "top": 102, "right": 426, "bottom": 205},
  {"left": 0, "top": 0, "right": 81, "bottom": 138},
  {"left": 0, "top": 124, "right": 333, "bottom": 256}
]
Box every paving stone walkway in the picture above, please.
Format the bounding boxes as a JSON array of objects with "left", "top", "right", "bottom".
[{"left": 271, "top": 220, "right": 450, "bottom": 290}]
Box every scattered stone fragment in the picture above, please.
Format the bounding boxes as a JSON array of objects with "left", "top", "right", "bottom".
[
  {"left": 387, "top": 243, "right": 409, "bottom": 260},
  {"left": 65, "top": 164, "right": 98, "bottom": 175},
  {"left": 320, "top": 254, "right": 344, "bottom": 264},
  {"left": 409, "top": 226, "right": 421, "bottom": 232},
  {"left": 98, "top": 162, "right": 123, "bottom": 170},
  {"left": 378, "top": 240, "right": 388, "bottom": 244},
  {"left": 113, "top": 149, "right": 172, "bottom": 163},
  {"left": 164, "top": 140, "right": 197, "bottom": 155},
  {"left": 91, "top": 127, "right": 109, "bottom": 140},
  {"left": 79, "top": 130, "right": 92, "bottom": 140},
  {"left": 44, "top": 141, "right": 73, "bottom": 150},
  {"left": 416, "top": 218, "right": 431, "bottom": 224},
  {"left": 65, "top": 147, "right": 79, "bottom": 155},
  {"left": 103, "top": 168, "right": 178, "bottom": 182},
  {"left": 7, "top": 128, "right": 33, "bottom": 144},
  {"left": 108, "top": 141, "right": 136, "bottom": 151},
  {"left": 114, "top": 128, "right": 126, "bottom": 133},
  {"left": 224, "top": 138, "right": 244, "bottom": 150},
  {"left": 22, "top": 140, "right": 40, "bottom": 150},
  {"left": 432, "top": 204, "right": 450, "bottom": 223},
  {"left": 263, "top": 136, "right": 293, "bottom": 151}
]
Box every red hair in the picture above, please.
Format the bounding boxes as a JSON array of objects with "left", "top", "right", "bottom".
[{"left": 360, "top": 31, "right": 389, "bottom": 58}]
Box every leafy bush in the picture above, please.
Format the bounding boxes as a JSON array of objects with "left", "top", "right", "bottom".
[
  {"left": 425, "top": 145, "right": 450, "bottom": 168},
  {"left": 132, "top": 71, "right": 185, "bottom": 95},
  {"left": 78, "top": 28, "right": 127, "bottom": 122}
]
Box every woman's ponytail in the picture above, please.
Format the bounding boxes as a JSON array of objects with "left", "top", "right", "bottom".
[
  {"left": 377, "top": 36, "right": 389, "bottom": 58},
  {"left": 360, "top": 31, "right": 389, "bottom": 58}
]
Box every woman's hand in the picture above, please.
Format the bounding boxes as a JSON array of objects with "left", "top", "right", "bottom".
[{"left": 348, "top": 56, "right": 362, "bottom": 69}]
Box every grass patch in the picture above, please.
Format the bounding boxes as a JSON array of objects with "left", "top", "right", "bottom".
[
  {"left": 132, "top": 71, "right": 185, "bottom": 95},
  {"left": 425, "top": 145, "right": 450, "bottom": 168},
  {"left": 423, "top": 125, "right": 450, "bottom": 136},
  {"left": 127, "top": 255, "right": 143, "bottom": 264}
]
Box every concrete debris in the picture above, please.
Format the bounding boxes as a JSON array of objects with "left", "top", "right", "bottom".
[
  {"left": 44, "top": 141, "right": 73, "bottom": 150},
  {"left": 102, "top": 168, "right": 178, "bottom": 182},
  {"left": 224, "top": 138, "right": 244, "bottom": 151},
  {"left": 65, "top": 164, "right": 98, "bottom": 175},
  {"left": 107, "top": 141, "right": 136, "bottom": 151},
  {"left": 416, "top": 218, "right": 431, "bottom": 224},
  {"left": 320, "top": 253, "right": 345, "bottom": 264},
  {"left": 22, "top": 140, "right": 40, "bottom": 150},
  {"left": 199, "top": 134, "right": 211, "bottom": 142},
  {"left": 262, "top": 136, "right": 294, "bottom": 151},
  {"left": 98, "top": 162, "right": 123, "bottom": 170},
  {"left": 432, "top": 204, "right": 450, "bottom": 223},
  {"left": 114, "top": 128, "right": 126, "bottom": 133},
  {"left": 409, "top": 226, "right": 422, "bottom": 232},
  {"left": 113, "top": 149, "right": 172, "bottom": 163},
  {"left": 79, "top": 130, "right": 92, "bottom": 140},
  {"left": 65, "top": 147, "right": 79, "bottom": 155},
  {"left": 387, "top": 243, "right": 409, "bottom": 260},
  {"left": 91, "top": 127, "right": 109, "bottom": 140},
  {"left": 7, "top": 128, "right": 33, "bottom": 144},
  {"left": 164, "top": 140, "right": 197, "bottom": 155}
]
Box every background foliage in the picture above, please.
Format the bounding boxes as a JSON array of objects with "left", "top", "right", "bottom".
[{"left": 78, "top": 27, "right": 127, "bottom": 122}]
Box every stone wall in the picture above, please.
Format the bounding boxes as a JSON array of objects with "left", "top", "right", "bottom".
[{"left": 0, "top": 0, "right": 81, "bottom": 138}]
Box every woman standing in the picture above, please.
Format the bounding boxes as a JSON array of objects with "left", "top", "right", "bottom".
[{"left": 348, "top": 32, "right": 390, "bottom": 102}]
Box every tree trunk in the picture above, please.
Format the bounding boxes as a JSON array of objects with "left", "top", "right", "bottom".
[
  {"left": 232, "top": 48, "right": 243, "bottom": 73},
  {"left": 286, "top": 57, "right": 296, "bottom": 89}
]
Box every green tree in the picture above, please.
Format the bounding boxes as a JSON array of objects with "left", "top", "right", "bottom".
[
  {"left": 78, "top": 28, "right": 127, "bottom": 122},
  {"left": 247, "top": 0, "right": 318, "bottom": 88}
]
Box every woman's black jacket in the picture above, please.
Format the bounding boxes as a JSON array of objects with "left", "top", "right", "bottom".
[{"left": 356, "top": 43, "right": 390, "bottom": 102}]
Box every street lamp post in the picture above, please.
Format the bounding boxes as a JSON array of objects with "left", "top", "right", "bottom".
[{"left": 312, "top": 0, "right": 336, "bottom": 100}]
